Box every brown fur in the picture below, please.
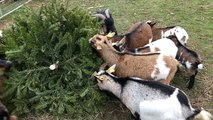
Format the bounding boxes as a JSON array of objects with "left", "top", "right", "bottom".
[
  {"left": 124, "top": 22, "right": 153, "bottom": 49},
  {"left": 147, "top": 21, "right": 175, "bottom": 41},
  {"left": 138, "top": 47, "right": 151, "bottom": 53},
  {"left": 151, "top": 27, "right": 174, "bottom": 41},
  {"left": 90, "top": 35, "right": 178, "bottom": 84},
  {"left": 135, "top": 46, "right": 160, "bottom": 53},
  {"left": 163, "top": 56, "right": 179, "bottom": 84},
  {"left": 106, "top": 22, "right": 153, "bottom": 51}
]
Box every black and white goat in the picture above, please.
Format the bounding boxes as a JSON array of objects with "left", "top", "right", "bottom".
[
  {"left": 167, "top": 35, "right": 203, "bottom": 89},
  {"left": 93, "top": 66, "right": 212, "bottom": 120},
  {"left": 93, "top": 9, "right": 117, "bottom": 35}
]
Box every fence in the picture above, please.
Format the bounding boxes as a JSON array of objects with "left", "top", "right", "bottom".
[{"left": 0, "top": 0, "right": 31, "bottom": 19}]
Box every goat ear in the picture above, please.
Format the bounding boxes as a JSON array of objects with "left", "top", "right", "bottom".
[
  {"left": 105, "top": 9, "right": 110, "bottom": 18},
  {"left": 106, "top": 64, "right": 116, "bottom": 74},
  {"left": 92, "top": 14, "right": 106, "bottom": 20},
  {"left": 106, "top": 32, "right": 115, "bottom": 38},
  {"left": 92, "top": 71, "right": 98, "bottom": 77},
  {"left": 92, "top": 72, "right": 105, "bottom": 81},
  {"left": 146, "top": 20, "right": 156, "bottom": 27}
]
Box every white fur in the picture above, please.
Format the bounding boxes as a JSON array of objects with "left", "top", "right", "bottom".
[
  {"left": 198, "top": 64, "right": 203, "bottom": 70},
  {"left": 97, "top": 72, "right": 213, "bottom": 120},
  {"left": 185, "top": 61, "right": 192, "bottom": 69},
  {"left": 146, "top": 20, "right": 152, "bottom": 23},
  {"left": 163, "top": 26, "right": 189, "bottom": 46},
  {"left": 97, "top": 74, "right": 122, "bottom": 98},
  {"left": 105, "top": 9, "right": 110, "bottom": 18},
  {"left": 151, "top": 54, "right": 170, "bottom": 81},
  {"left": 111, "top": 42, "right": 118, "bottom": 46},
  {"left": 139, "top": 89, "right": 185, "bottom": 120},
  {"left": 161, "top": 31, "right": 164, "bottom": 38},
  {"left": 144, "top": 38, "right": 178, "bottom": 58},
  {"left": 194, "top": 110, "right": 213, "bottom": 120},
  {"left": 148, "top": 37, "right": 153, "bottom": 43},
  {"left": 174, "top": 26, "right": 189, "bottom": 45},
  {"left": 0, "top": 30, "right": 3, "bottom": 38}
]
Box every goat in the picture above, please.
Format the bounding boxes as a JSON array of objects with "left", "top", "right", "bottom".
[
  {"left": 167, "top": 35, "right": 203, "bottom": 89},
  {"left": 0, "top": 59, "right": 12, "bottom": 94},
  {"left": 117, "top": 21, "right": 153, "bottom": 50},
  {"left": 0, "top": 59, "right": 16, "bottom": 120},
  {"left": 0, "top": 103, "right": 17, "bottom": 120},
  {"left": 90, "top": 34, "right": 179, "bottom": 85},
  {"left": 147, "top": 21, "right": 189, "bottom": 46},
  {"left": 103, "top": 21, "right": 153, "bottom": 51},
  {"left": 93, "top": 10, "right": 153, "bottom": 50},
  {"left": 93, "top": 66, "right": 213, "bottom": 120},
  {"left": 93, "top": 9, "right": 118, "bottom": 35},
  {"left": 128, "top": 38, "right": 178, "bottom": 59}
]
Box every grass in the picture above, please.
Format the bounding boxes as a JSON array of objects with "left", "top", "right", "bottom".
[{"left": 1, "top": 0, "right": 213, "bottom": 119}]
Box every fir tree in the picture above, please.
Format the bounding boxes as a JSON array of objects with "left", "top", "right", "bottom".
[{"left": 1, "top": 1, "right": 105, "bottom": 118}]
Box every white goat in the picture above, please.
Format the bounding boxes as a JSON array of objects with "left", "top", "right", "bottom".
[{"left": 130, "top": 38, "right": 178, "bottom": 59}]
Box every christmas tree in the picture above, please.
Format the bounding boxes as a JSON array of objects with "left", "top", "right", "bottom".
[{"left": 1, "top": 1, "right": 105, "bottom": 118}]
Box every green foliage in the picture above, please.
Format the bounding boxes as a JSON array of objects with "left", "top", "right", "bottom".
[{"left": 1, "top": 1, "right": 105, "bottom": 118}]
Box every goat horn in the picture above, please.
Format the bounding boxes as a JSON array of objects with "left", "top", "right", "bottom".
[
  {"left": 92, "top": 14, "right": 106, "bottom": 20},
  {"left": 105, "top": 9, "right": 110, "bottom": 18}
]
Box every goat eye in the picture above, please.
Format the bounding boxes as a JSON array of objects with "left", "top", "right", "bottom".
[{"left": 97, "top": 37, "right": 101, "bottom": 41}]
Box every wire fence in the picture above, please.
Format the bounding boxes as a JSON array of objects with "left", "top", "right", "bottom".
[{"left": 0, "top": 0, "right": 31, "bottom": 19}]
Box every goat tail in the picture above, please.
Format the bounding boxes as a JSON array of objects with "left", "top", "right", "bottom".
[
  {"left": 193, "top": 109, "right": 212, "bottom": 120},
  {"left": 198, "top": 63, "right": 203, "bottom": 70}
]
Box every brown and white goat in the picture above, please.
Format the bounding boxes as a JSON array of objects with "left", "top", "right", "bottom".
[
  {"left": 118, "top": 21, "right": 153, "bottom": 50},
  {"left": 147, "top": 21, "right": 189, "bottom": 46},
  {"left": 0, "top": 59, "right": 16, "bottom": 120},
  {"left": 90, "top": 34, "right": 179, "bottom": 85},
  {"left": 128, "top": 38, "right": 178, "bottom": 59},
  {"left": 105, "top": 21, "right": 153, "bottom": 52},
  {"left": 167, "top": 35, "right": 203, "bottom": 89}
]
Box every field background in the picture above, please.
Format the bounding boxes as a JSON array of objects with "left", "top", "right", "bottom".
[{"left": 0, "top": 0, "right": 213, "bottom": 119}]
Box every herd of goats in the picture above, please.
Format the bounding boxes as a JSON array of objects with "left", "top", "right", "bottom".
[
  {"left": 0, "top": 8, "right": 212, "bottom": 120},
  {"left": 90, "top": 9, "right": 213, "bottom": 120}
]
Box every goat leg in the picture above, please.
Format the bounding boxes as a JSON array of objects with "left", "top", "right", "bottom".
[
  {"left": 188, "top": 75, "right": 195, "bottom": 89},
  {"left": 187, "top": 70, "right": 198, "bottom": 89}
]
